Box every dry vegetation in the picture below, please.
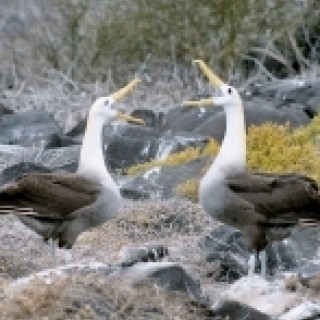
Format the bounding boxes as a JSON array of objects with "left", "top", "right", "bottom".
[
  {"left": 1, "top": 274, "right": 211, "bottom": 320},
  {"left": 0, "top": 0, "right": 319, "bottom": 84}
]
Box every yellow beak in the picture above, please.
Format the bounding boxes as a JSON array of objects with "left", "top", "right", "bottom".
[
  {"left": 116, "top": 112, "right": 145, "bottom": 125},
  {"left": 182, "top": 98, "right": 213, "bottom": 107},
  {"left": 194, "top": 60, "right": 225, "bottom": 88},
  {"left": 111, "top": 78, "right": 141, "bottom": 101},
  {"left": 181, "top": 60, "right": 225, "bottom": 108}
]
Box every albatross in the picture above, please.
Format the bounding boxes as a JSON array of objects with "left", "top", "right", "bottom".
[
  {"left": 0, "top": 78, "right": 144, "bottom": 251},
  {"left": 183, "top": 60, "right": 320, "bottom": 276}
]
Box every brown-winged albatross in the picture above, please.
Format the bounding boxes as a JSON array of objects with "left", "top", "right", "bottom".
[
  {"left": 0, "top": 78, "right": 144, "bottom": 251},
  {"left": 183, "top": 60, "right": 320, "bottom": 276}
]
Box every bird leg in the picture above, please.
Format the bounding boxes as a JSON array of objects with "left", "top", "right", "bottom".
[
  {"left": 49, "top": 238, "right": 58, "bottom": 266},
  {"left": 259, "top": 249, "right": 267, "bottom": 277},
  {"left": 248, "top": 254, "right": 256, "bottom": 276}
]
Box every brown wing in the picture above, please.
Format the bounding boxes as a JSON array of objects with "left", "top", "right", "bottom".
[
  {"left": 226, "top": 172, "right": 320, "bottom": 221},
  {"left": 0, "top": 172, "right": 101, "bottom": 219}
]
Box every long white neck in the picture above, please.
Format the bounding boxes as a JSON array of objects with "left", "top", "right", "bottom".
[
  {"left": 202, "top": 102, "right": 246, "bottom": 186},
  {"left": 77, "top": 114, "right": 117, "bottom": 190}
]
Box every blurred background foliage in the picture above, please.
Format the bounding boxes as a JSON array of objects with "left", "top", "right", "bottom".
[{"left": 0, "top": 0, "right": 319, "bottom": 82}]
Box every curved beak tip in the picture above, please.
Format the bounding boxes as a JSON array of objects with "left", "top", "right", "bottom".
[{"left": 117, "top": 112, "right": 145, "bottom": 125}]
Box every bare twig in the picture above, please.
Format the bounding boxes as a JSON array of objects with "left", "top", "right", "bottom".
[
  {"left": 287, "top": 31, "right": 311, "bottom": 69},
  {"left": 239, "top": 54, "right": 279, "bottom": 81},
  {"left": 249, "top": 46, "right": 293, "bottom": 73}
]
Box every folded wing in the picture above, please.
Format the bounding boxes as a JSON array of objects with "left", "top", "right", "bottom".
[{"left": 0, "top": 172, "right": 101, "bottom": 219}]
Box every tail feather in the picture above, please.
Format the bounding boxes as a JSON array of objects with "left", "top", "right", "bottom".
[
  {"left": 0, "top": 206, "right": 72, "bottom": 222},
  {"left": 0, "top": 206, "right": 38, "bottom": 216},
  {"left": 299, "top": 218, "right": 320, "bottom": 228}
]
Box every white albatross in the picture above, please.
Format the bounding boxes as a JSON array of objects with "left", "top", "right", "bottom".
[
  {"left": 183, "top": 60, "right": 320, "bottom": 276},
  {"left": 0, "top": 78, "right": 144, "bottom": 250}
]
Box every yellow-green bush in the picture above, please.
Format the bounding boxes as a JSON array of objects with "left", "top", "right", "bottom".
[
  {"left": 247, "top": 122, "right": 320, "bottom": 181},
  {"left": 126, "top": 139, "right": 219, "bottom": 176},
  {"left": 175, "top": 178, "right": 200, "bottom": 201}
]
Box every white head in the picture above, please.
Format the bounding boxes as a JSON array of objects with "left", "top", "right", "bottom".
[
  {"left": 210, "top": 84, "right": 242, "bottom": 109},
  {"left": 89, "top": 96, "right": 117, "bottom": 122},
  {"left": 87, "top": 78, "right": 145, "bottom": 125},
  {"left": 89, "top": 97, "right": 118, "bottom": 123}
]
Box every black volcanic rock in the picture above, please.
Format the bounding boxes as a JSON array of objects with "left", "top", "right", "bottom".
[
  {"left": 211, "top": 299, "right": 273, "bottom": 320},
  {"left": 104, "top": 124, "right": 160, "bottom": 170},
  {"left": 192, "top": 101, "right": 309, "bottom": 142},
  {"left": 66, "top": 118, "right": 87, "bottom": 137},
  {"left": 199, "top": 225, "right": 249, "bottom": 282},
  {"left": 248, "top": 78, "right": 320, "bottom": 103},
  {"left": 198, "top": 223, "right": 320, "bottom": 278},
  {"left": 305, "top": 96, "right": 320, "bottom": 118},
  {"left": 163, "top": 107, "right": 220, "bottom": 133},
  {"left": 162, "top": 95, "right": 311, "bottom": 142},
  {"left": 118, "top": 262, "right": 205, "bottom": 303},
  {"left": 104, "top": 123, "right": 210, "bottom": 170},
  {"left": 0, "top": 110, "right": 64, "bottom": 148},
  {"left": 0, "top": 102, "right": 13, "bottom": 115},
  {"left": 130, "top": 109, "right": 165, "bottom": 130}
]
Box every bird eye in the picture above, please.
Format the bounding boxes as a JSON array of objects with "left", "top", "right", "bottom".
[
  {"left": 228, "top": 87, "right": 232, "bottom": 94},
  {"left": 104, "top": 99, "right": 112, "bottom": 107}
]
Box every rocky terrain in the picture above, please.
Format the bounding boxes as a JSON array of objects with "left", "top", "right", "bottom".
[
  {"left": 0, "top": 75, "right": 320, "bottom": 320},
  {"left": 0, "top": 0, "right": 319, "bottom": 318}
]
